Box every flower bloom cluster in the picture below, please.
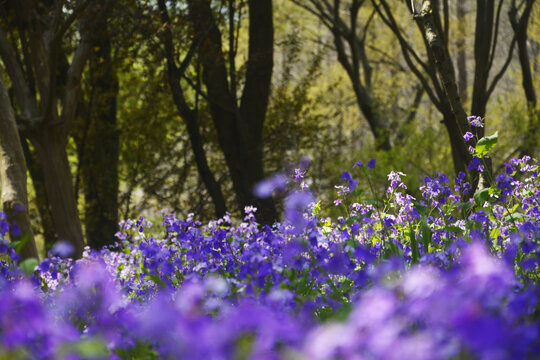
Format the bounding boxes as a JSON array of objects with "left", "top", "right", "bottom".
[{"left": 0, "top": 157, "right": 539, "bottom": 359}]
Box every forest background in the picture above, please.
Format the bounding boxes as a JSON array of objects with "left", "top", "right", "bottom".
[{"left": 0, "top": 0, "right": 538, "bottom": 259}]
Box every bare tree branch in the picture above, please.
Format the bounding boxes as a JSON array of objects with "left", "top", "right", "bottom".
[
  {"left": 485, "top": 37, "right": 516, "bottom": 99},
  {"left": 487, "top": 0, "right": 506, "bottom": 72}
]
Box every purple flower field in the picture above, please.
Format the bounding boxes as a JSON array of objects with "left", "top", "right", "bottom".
[{"left": 1, "top": 154, "right": 539, "bottom": 359}]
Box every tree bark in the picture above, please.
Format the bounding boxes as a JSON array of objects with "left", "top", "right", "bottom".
[
  {"left": 469, "top": 0, "right": 516, "bottom": 141},
  {"left": 80, "top": 24, "right": 120, "bottom": 249},
  {"left": 456, "top": 0, "right": 468, "bottom": 102},
  {"left": 21, "top": 137, "right": 57, "bottom": 251},
  {"left": 415, "top": 1, "right": 492, "bottom": 190},
  {"left": 28, "top": 127, "right": 85, "bottom": 257},
  {"left": 470, "top": 0, "right": 495, "bottom": 127},
  {"left": 416, "top": 1, "right": 471, "bottom": 151},
  {"left": 0, "top": 64, "right": 39, "bottom": 260},
  {"left": 441, "top": 109, "right": 468, "bottom": 176},
  {"left": 349, "top": 78, "right": 392, "bottom": 151}
]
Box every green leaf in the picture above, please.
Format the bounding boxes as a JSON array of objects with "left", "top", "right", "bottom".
[
  {"left": 10, "top": 235, "right": 30, "bottom": 255},
  {"left": 503, "top": 213, "right": 523, "bottom": 222},
  {"left": 312, "top": 201, "right": 321, "bottom": 215},
  {"left": 490, "top": 228, "right": 501, "bottom": 241},
  {"left": 363, "top": 199, "right": 383, "bottom": 208},
  {"left": 19, "top": 258, "right": 39, "bottom": 276},
  {"left": 444, "top": 225, "right": 463, "bottom": 236},
  {"left": 473, "top": 188, "right": 490, "bottom": 206},
  {"left": 456, "top": 202, "right": 474, "bottom": 212},
  {"left": 475, "top": 131, "right": 498, "bottom": 157}
]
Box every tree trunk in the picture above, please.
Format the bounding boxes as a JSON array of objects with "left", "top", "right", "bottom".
[
  {"left": 188, "top": 0, "right": 278, "bottom": 224},
  {"left": 21, "top": 137, "right": 57, "bottom": 251},
  {"left": 238, "top": 0, "right": 278, "bottom": 224},
  {"left": 470, "top": 0, "right": 497, "bottom": 140},
  {"left": 29, "top": 127, "right": 85, "bottom": 258},
  {"left": 441, "top": 109, "right": 468, "bottom": 176},
  {"left": 328, "top": 6, "right": 392, "bottom": 151},
  {"left": 456, "top": 0, "right": 468, "bottom": 102},
  {"left": 181, "top": 108, "right": 228, "bottom": 218},
  {"left": 418, "top": 2, "right": 469, "bottom": 134},
  {"left": 416, "top": 1, "right": 491, "bottom": 190},
  {"left": 79, "top": 25, "right": 119, "bottom": 249},
  {"left": 417, "top": 3, "right": 470, "bottom": 143},
  {"left": 0, "top": 65, "right": 38, "bottom": 260},
  {"left": 510, "top": 0, "right": 539, "bottom": 157},
  {"left": 350, "top": 81, "right": 391, "bottom": 151}
]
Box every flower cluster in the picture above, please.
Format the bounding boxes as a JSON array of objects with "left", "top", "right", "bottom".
[{"left": 0, "top": 156, "right": 538, "bottom": 359}]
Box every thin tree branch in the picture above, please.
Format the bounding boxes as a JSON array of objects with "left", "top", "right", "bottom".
[
  {"left": 487, "top": 0, "right": 505, "bottom": 72},
  {"left": 486, "top": 36, "right": 517, "bottom": 99}
]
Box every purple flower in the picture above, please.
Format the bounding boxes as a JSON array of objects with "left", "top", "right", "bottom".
[
  {"left": 468, "top": 115, "right": 484, "bottom": 128},
  {"left": 49, "top": 241, "right": 74, "bottom": 258},
  {"left": 341, "top": 171, "right": 358, "bottom": 190},
  {"left": 495, "top": 173, "right": 514, "bottom": 196},
  {"left": 284, "top": 191, "right": 314, "bottom": 233},
  {"left": 367, "top": 159, "right": 376, "bottom": 169},
  {"left": 325, "top": 245, "right": 350, "bottom": 275},
  {"left": 463, "top": 132, "right": 474, "bottom": 141},
  {"left": 294, "top": 169, "right": 306, "bottom": 181},
  {"left": 387, "top": 171, "right": 407, "bottom": 193},
  {"left": 0, "top": 220, "right": 8, "bottom": 236},
  {"left": 254, "top": 174, "right": 288, "bottom": 198},
  {"left": 353, "top": 160, "right": 363, "bottom": 168},
  {"left": 354, "top": 246, "right": 376, "bottom": 263},
  {"left": 504, "top": 162, "right": 516, "bottom": 175},
  {"left": 0, "top": 239, "right": 8, "bottom": 254},
  {"left": 470, "top": 210, "right": 489, "bottom": 223},
  {"left": 467, "top": 157, "right": 484, "bottom": 172},
  {"left": 10, "top": 224, "right": 20, "bottom": 237}
]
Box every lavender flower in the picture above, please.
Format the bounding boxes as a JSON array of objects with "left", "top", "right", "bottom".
[{"left": 468, "top": 115, "right": 484, "bottom": 128}]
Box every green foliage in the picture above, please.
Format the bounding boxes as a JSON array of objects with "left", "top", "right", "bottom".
[
  {"left": 10, "top": 235, "right": 30, "bottom": 256},
  {"left": 475, "top": 131, "right": 499, "bottom": 157}
]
